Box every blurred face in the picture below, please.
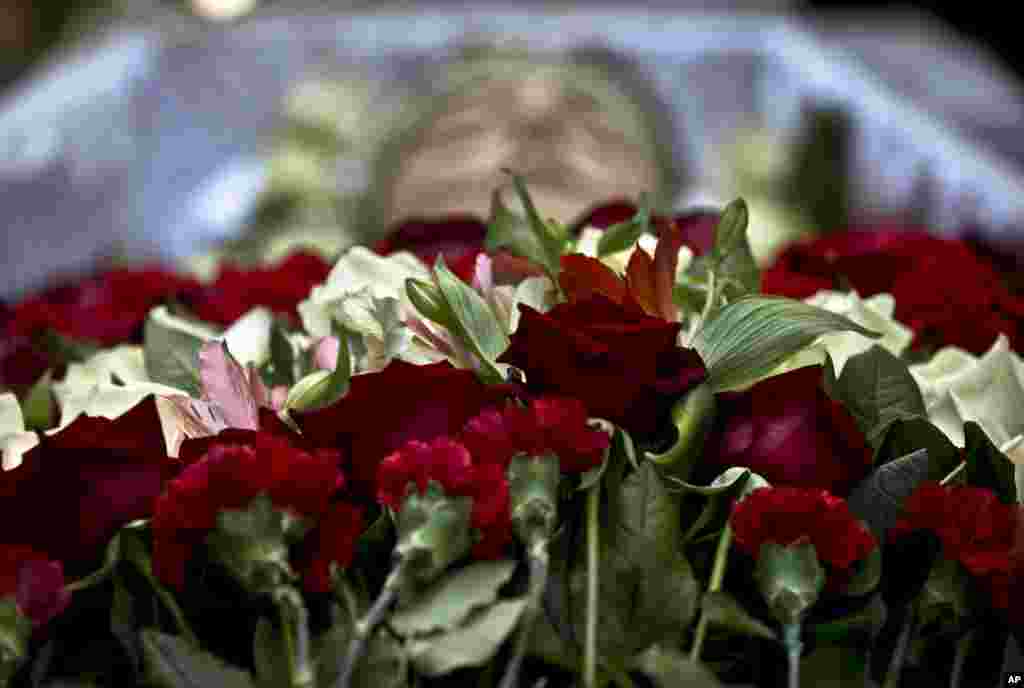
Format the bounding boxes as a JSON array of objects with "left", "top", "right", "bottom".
[{"left": 382, "top": 65, "right": 665, "bottom": 226}]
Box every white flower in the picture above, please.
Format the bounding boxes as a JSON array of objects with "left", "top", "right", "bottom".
[
  {"left": 1, "top": 393, "right": 39, "bottom": 470},
  {"left": 575, "top": 228, "right": 694, "bottom": 282}
]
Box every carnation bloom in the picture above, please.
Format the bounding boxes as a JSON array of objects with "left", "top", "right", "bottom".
[
  {"left": 186, "top": 251, "right": 332, "bottom": 327},
  {"left": 151, "top": 430, "right": 351, "bottom": 591},
  {"left": 1, "top": 544, "right": 71, "bottom": 628},
  {"left": 731, "top": 486, "right": 877, "bottom": 589},
  {"left": 376, "top": 437, "right": 512, "bottom": 559},
  {"left": 888, "top": 482, "right": 1024, "bottom": 624}
]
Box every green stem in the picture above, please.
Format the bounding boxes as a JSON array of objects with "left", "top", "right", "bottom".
[
  {"left": 141, "top": 567, "right": 198, "bottom": 648},
  {"left": 883, "top": 600, "right": 919, "bottom": 688},
  {"left": 611, "top": 667, "right": 637, "bottom": 688},
  {"left": 498, "top": 539, "right": 550, "bottom": 688},
  {"left": 583, "top": 486, "right": 601, "bottom": 688},
  {"left": 647, "top": 384, "right": 715, "bottom": 481},
  {"left": 939, "top": 461, "right": 967, "bottom": 486},
  {"left": 335, "top": 562, "right": 406, "bottom": 688},
  {"left": 274, "top": 587, "right": 315, "bottom": 688},
  {"left": 949, "top": 629, "right": 974, "bottom": 688},
  {"left": 784, "top": 623, "right": 802, "bottom": 688},
  {"left": 690, "top": 522, "right": 733, "bottom": 662},
  {"left": 688, "top": 268, "right": 718, "bottom": 345}
]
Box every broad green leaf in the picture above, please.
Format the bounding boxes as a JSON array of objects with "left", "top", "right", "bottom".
[
  {"left": 433, "top": 257, "right": 509, "bottom": 374},
  {"left": 144, "top": 306, "right": 218, "bottom": 396},
  {"left": 614, "top": 461, "right": 682, "bottom": 562},
  {"left": 709, "top": 198, "right": 750, "bottom": 264},
  {"left": 824, "top": 347, "right": 927, "bottom": 450},
  {"left": 406, "top": 599, "right": 526, "bottom": 677},
  {"left": 315, "top": 625, "right": 408, "bottom": 688},
  {"left": 253, "top": 617, "right": 291, "bottom": 688},
  {"left": 22, "top": 369, "right": 55, "bottom": 431},
  {"left": 285, "top": 323, "right": 351, "bottom": 412},
  {"left": 633, "top": 645, "right": 723, "bottom": 687},
  {"left": 485, "top": 186, "right": 562, "bottom": 284},
  {"left": 140, "top": 630, "right": 255, "bottom": 688},
  {"left": 753, "top": 541, "right": 825, "bottom": 625},
  {"left": 596, "top": 193, "right": 651, "bottom": 257},
  {"left": 390, "top": 560, "right": 518, "bottom": 637},
  {"left": 964, "top": 421, "right": 1018, "bottom": 504},
  {"left": 692, "top": 296, "right": 881, "bottom": 392},
  {"left": 845, "top": 448, "right": 932, "bottom": 542},
  {"left": 699, "top": 590, "right": 777, "bottom": 640}
]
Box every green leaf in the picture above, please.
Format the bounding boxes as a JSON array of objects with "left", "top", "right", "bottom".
[
  {"left": 21, "top": 369, "right": 55, "bottom": 431},
  {"left": 811, "top": 595, "right": 887, "bottom": 645},
  {"left": 692, "top": 296, "right": 881, "bottom": 392},
  {"left": 595, "top": 193, "right": 651, "bottom": 257},
  {"left": 823, "top": 346, "right": 927, "bottom": 450},
  {"left": 485, "top": 184, "right": 562, "bottom": 285},
  {"left": 390, "top": 560, "right": 518, "bottom": 638},
  {"left": 143, "top": 306, "right": 217, "bottom": 396},
  {"left": 963, "top": 421, "right": 1018, "bottom": 504},
  {"left": 406, "top": 599, "right": 527, "bottom": 677},
  {"left": 667, "top": 468, "right": 751, "bottom": 497},
  {"left": 140, "top": 630, "right": 255, "bottom": 688},
  {"left": 839, "top": 545, "right": 882, "bottom": 597},
  {"left": 916, "top": 556, "right": 971, "bottom": 631},
  {"left": 315, "top": 624, "right": 408, "bottom": 688},
  {"left": 433, "top": 256, "right": 509, "bottom": 378},
  {"left": 845, "top": 448, "right": 932, "bottom": 542},
  {"left": 405, "top": 279, "right": 455, "bottom": 332},
  {"left": 709, "top": 198, "right": 750, "bottom": 265},
  {"left": 699, "top": 590, "right": 777, "bottom": 640},
  {"left": 633, "top": 645, "right": 723, "bottom": 687},
  {"left": 647, "top": 383, "right": 716, "bottom": 481},
  {"left": 753, "top": 541, "right": 825, "bottom": 625},
  {"left": 253, "top": 617, "right": 291, "bottom": 688},
  {"left": 285, "top": 322, "right": 351, "bottom": 412},
  {"left": 267, "top": 320, "right": 297, "bottom": 388}
]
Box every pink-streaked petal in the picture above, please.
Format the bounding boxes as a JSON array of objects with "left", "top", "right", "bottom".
[
  {"left": 198, "top": 342, "right": 258, "bottom": 430},
  {"left": 247, "top": 362, "right": 272, "bottom": 409},
  {"left": 406, "top": 317, "right": 457, "bottom": 358},
  {"left": 470, "top": 253, "right": 494, "bottom": 294},
  {"left": 312, "top": 336, "right": 341, "bottom": 371}
]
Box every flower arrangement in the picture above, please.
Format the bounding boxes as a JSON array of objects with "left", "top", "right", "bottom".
[{"left": 1, "top": 178, "right": 1022, "bottom": 688}]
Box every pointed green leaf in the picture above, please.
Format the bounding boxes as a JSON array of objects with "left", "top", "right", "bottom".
[
  {"left": 595, "top": 193, "right": 651, "bottom": 257},
  {"left": 267, "top": 320, "right": 297, "bottom": 388},
  {"left": 845, "top": 448, "right": 931, "bottom": 542},
  {"left": 285, "top": 321, "right": 351, "bottom": 412},
  {"left": 406, "top": 599, "right": 527, "bottom": 677},
  {"left": 22, "top": 369, "right": 55, "bottom": 431},
  {"left": 709, "top": 198, "right": 750, "bottom": 264},
  {"left": 485, "top": 183, "right": 562, "bottom": 284},
  {"left": 433, "top": 256, "right": 509, "bottom": 371},
  {"left": 692, "top": 296, "right": 881, "bottom": 392},
  {"left": 964, "top": 421, "right": 1018, "bottom": 504},
  {"left": 699, "top": 590, "right": 777, "bottom": 640},
  {"left": 140, "top": 630, "right": 255, "bottom": 688},
  {"left": 824, "top": 346, "right": 927, "bottom": 450},
  {"left": 143, "top": 306, "right": 218, "bottom": 396},
  {"left": 390, "top": 560, "right": 518, "bottom": 638},
  {"left": 634, "top": 645, "right": 723, "bottom": 687}
]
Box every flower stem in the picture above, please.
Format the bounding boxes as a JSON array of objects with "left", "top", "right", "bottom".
[
  {"left": 583, "top": 485, "right": 601, "bottom": 688},
  {"left": 335, "top": 562, "right": 406, "bottom": 688},
  {"left": 273, "top": 587, "right": 315, "bottom": 688},
  {"left": 498, "top": 539, "right": 550, "bottom": 688},
  {"left": 939, "top": 461, "right": 967, "bottom": 486},
  {"left": 141, "top": 566, "right": 199, "bottom": 648},
  {"left": 688, "top": 268, "right": 718, "bottom": 345},
  {"left": 949, "top": 629, "right": 974, "bottom": 688},
  {"left": 783, "top": 623, "right": 803, "bottom": 688},
  {"left": 690, "top": 522, "right": 733, "bottom": 662},
  {"left": 883, "top": 600, "right": 919, "bottom": 688}
]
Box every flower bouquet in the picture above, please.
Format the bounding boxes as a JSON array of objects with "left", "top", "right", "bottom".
[{"left": 1, "top": 177, "right": 1022, "bottom": 688}]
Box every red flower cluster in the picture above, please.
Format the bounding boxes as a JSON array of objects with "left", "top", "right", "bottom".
[
  {"left": 762, "top": 227, "right": 1024, "bottom": 354},
  {"left": 460, "top": 397, "right": 610, "bottom": 474},
  {"left": 376, "top": 437, "right": 512, "bottom": 559},
  {"left": 731, "top": 486, "right": 878, "bottom": 589},
  {"left": 0, "top": 397, "right": 180, "bottom": 565},
  {"left": 1, "top": 544, "right": 70, "bottom": 628},
  {"left": 151, "top": 430, "right": 359, "bottom": 592},
  {"left": 186, "top": 251, "right": 332, "bottom": 327},
  {"left": 889, "top": 482, "right": 1024, "bottom": 624},
  {"left": 373, "top": 215, "right": 544, "bottom": 284},
  {"left": 697, "top": 366, "right": 874, "bottom": 496},
  {"left": 498, "top": 256, "right": 706, "bottom": 439},
  {"left": 0, "top": 265, "right": 200, "bottom": 390}
]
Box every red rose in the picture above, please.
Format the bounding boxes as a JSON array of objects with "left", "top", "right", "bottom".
[
  {"left": 1, "top": 265, "right": 200, "bottom": 391},
  {"left": 889, "top": 482, "right": 1024, "bottom": 624},
  {"left": 697, "top": 366, "right": 873, "bottom": 497},
  {"left": 293, "top": 360, "right": 518, "bottom": 499},
  {"left": 731, "top": 486, "right": 878, "bottom": 589},
  {"left": 460, "top": 397, "right": 610, "bottom": 474},
  {"left": 1, "top": 544, "right": 70, "bottom": 628},
  {"left": 151, "top": 430, "right": 346, "bottom": 588},
  {"left": 0, "top": 397, "right": 180, "bottom": 566},
  {"left": 373, "top": 215, "right": 545, "bottom": 284},
  {"left": 497, "top": 290, "right": 706, "bottom": 439},
  {"left": 763, "top": 227, "right": 1024, "bottom": 354},
  {"left": 376, "top": 437, "right": 512, "bottom": 560},
  {"left": 187, "top": 251, "right": 331, "bottom": 327}
]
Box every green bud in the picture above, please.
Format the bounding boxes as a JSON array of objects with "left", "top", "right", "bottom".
[
  {"left": 754, "top": 541, "right": 825, "bottom": 626},
  {"left": 508, "top": 453, "right": 560, "bottom": 548},
  {"left": 406, "top": 278, "right": 455, "bottom": 331},
  {"left": 394, "top": 481, "right": 474, "bottom": 590}
]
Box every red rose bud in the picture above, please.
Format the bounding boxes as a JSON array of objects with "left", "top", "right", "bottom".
[
  {"left": 889, "top": 482, "right": 1024, "bottom": 626},
  {"left": 151, "top": 431, "right": 345, "bottom": 589},
  {"left": 187, "top": 251, "right": 332, "bottom": 327},
  {"left": 1, "top": 545, "right": 70, "bottom": 629},
  {"left": 731, "top": 486, "right": 878, "bottom": 592}
]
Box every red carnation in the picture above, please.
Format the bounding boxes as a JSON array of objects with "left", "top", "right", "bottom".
[
  {"left": 293, "top": 501, "right": 365, "bottom": 594},
  {"left": 187, "top": 251, "right": 331, "bottom": 327},
  {"left": 151, "top": 430, "right": 346, "bottom": 588},
  {"left": 376, "top": 437, "right": 512, "bottom": 559},
  {"left": 762, "top": 227, "right": 1024, "bottom": 354},
  {"left": 0, "top": 396, "right": 180, "bottom": 565},
  {"left": 889, "top": 482, "right": 1024, "bottom": 625},
  {"left": 697, "top": 366, "right": 874, "bottom": 497},
  {"left": 731, "top": 486, "right": 878, "bottom": 589},
  {"left": 293, "top": 360, "right": 518, "bottom": 499},
  {"left": 1, "top": 544, "right": 70, "bottom": 628}
]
